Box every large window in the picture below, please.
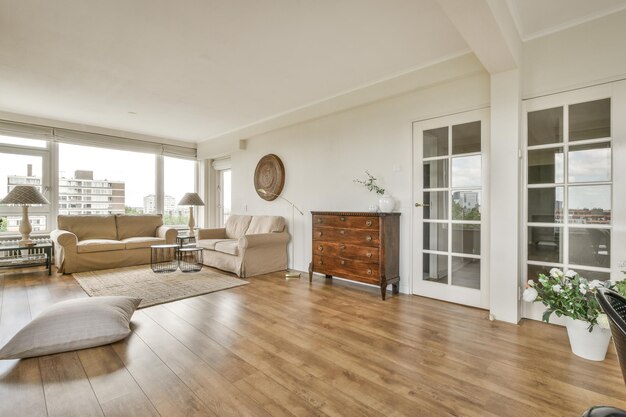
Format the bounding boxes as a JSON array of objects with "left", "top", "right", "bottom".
[
  {"left": 525, "top": 98, "right": 612, "bottom": 281},
  {"left": 0, "top": 136, "right": 50, "bottom": 233},
  {"left": 59, "top": 144, "right": 155, "bottom": 216},
  {"left": 164, "top": 156, "right": 196, "bottom": 227}
]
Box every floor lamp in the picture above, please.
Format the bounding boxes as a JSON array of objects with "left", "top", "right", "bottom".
[{"left": 257, "top": 189, "right": 304, "bottom": 279}]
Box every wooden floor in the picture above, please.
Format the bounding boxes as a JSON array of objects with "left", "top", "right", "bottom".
[{"left": 1, "top": 268, "right": 626, "bottom": 417}]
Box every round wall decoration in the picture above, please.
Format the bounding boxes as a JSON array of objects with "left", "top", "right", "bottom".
[{"left": 254, "top": 154, "right": 285, "bottom": 201}]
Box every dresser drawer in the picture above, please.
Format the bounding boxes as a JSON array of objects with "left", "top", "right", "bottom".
[
  {"left": 312, "top": 227, "right": 379, "bottom": 247},
  {"left": 313, "top": 242, "right": 379, "bottom": 263},
  {"left": 313, "top": 214, "right": 379, "bottom": 230},
  {"left": 312, "top": 255, "right": 379, "bottom": 284}
]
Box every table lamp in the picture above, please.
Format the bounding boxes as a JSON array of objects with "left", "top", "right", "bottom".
[
  {"left": 178, "top": 192, "right": 205, "bottom": 238},
  {"left": 257, "top": 188, "right": 304, "bottom": 279},
  {"left": 0, "top": 185, "right": 49, "bottom": 246}
]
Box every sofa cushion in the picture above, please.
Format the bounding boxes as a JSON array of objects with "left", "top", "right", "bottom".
[
  {"left": 198, "top": 238, "right": 236, "bottom": 250},
  {"left": 246, "top": 216, "right": 285, "bottom": 235},
  {"left": 122, "top": 237, "right": 166, "bottom": 250},
  {"left": 58, "top": 215, "right": 117, "bottom": 241},
  {"left": 116, "top": 214, "right": 163, "bottom": 240},
  {"left": 214, "top": 240, "right": 240, "bottom": 256},
  {"left": 77, "top": 239, "right": 126, "bottom": 253},
  {"left": 225, "top": 215, "right": 252, "bottom": 239}
]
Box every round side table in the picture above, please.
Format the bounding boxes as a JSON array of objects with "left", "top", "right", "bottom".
[
  {"left": 178, "top": 247, "right": 203, "bottom": 273},
  {"left": 150, "top": 244, "right": 179, "bottom": 273}
]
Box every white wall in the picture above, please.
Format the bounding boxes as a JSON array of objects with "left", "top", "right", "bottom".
[
  {"left": 523, "top": 9, "right": 626, "bottom": 99},
  {"left": 222, "top": 72, "right": 490, "bottom": 294}
]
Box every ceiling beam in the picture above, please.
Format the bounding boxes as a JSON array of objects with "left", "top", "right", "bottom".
[{"left": 437, "top": 0, "right": 521, "bottom": 73}]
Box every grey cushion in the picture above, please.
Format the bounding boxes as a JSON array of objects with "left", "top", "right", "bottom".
[{"left": 0, "top": 296, "right": 140, "bottom": 359}]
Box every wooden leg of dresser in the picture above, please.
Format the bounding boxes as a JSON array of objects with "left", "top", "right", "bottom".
[
  {"left": 392, "top": 283, "right": 399, "bottom": 294},
  {"left": 380, "top": 282, "right": 387, "bottom": 300},
  {"left": 308, "top": 263, "right": 313, "bottom": 283}
]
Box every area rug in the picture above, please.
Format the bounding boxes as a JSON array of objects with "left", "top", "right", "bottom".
[{"left": 73, "top": 265, "right": 249, "bottom": 308}]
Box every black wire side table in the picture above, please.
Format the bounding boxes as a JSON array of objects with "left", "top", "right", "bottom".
[
  {"left": 178, "top": 247, "right": 203, "bottom": 273},
  {"left": 150, "top": 244, "right": 179, "bottom": 273}
]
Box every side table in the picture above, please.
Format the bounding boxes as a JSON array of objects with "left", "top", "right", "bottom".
[
  {"left": 150, "top": 244, "right": 179, "bottom": 273},
  {"left": 176, "top": 235, "right": 196, "bottom": 247},
  {"left": 178, "top": 247, "right": 203, "bottom": 273},
  {"left": 0, "top": 242, "right": 53, "bottom": 275}
]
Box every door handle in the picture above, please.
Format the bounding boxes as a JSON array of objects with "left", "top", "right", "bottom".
[{"left": 415, "top": 203, "right": 430, "bottom": 207}]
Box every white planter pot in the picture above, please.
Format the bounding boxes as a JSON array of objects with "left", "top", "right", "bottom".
[
  {"left": 565, "top": 317, "right": 612, "bottom": 361},
  {"left": 378, "top": 194, "right": 395, "bottom": 213}
]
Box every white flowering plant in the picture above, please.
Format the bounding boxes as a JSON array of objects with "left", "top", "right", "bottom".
[{"left": 523, "top": 268, "right": 613, "bottom": 331}]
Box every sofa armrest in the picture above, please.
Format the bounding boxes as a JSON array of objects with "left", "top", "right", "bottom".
[
  {"left": 239, "top": 232, "right": 290, "bottom": 250},
  {"left": 197, "top": 228, "right": 227, "bottom": 240},
  {"left": 157, "top": 226, "right": 178, "bottom": 244},
  {"left": 50, "top": 229, "right": 78, "bottom": 248}
]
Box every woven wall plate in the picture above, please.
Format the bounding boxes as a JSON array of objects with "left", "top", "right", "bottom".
[{"left": 254, "top": 154, "right": 285, "bottom": 201}]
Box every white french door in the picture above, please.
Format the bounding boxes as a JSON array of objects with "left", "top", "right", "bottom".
[{"left": 412, "top": 109, "right": 490, "bottom": 308}]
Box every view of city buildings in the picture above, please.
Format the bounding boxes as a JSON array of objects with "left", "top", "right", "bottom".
[
  {"left": 58, "top": 170, "right": 125, "bottom": 215},
  {"left": 143, "top": 194, "right": 176, "bottom": 215}
]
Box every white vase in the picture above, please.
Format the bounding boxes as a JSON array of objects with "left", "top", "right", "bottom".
[
  {"left": 565, "top": 317, "right": 612, "bottom": 361},
  {"left": 367, "top": 203, "right": 378, "bottom": 213},
  {"left": 378, "top": 194, "right": 395, "bottom": 213}
]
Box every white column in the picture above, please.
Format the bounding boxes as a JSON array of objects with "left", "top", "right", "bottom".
[{"left": 489, "top": 69, "right": 521, "bottom": 323}]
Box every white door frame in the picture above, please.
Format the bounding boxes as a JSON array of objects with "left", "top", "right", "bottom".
[{"left": 411, "top": 108, "right": 490, "bottom": 309}]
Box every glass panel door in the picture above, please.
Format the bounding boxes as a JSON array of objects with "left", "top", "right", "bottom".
[
  {"left": 413, "top": 109, "right": 489, "bottom": 308},
  {"left": 525, "top": 98, "right": 612, "bottom": 283}
]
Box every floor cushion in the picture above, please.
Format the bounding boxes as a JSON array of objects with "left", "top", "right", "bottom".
[{"left": 0, "top": 296, "right": 140, "bottom": 359}]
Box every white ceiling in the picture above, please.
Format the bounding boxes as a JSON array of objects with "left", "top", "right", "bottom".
[
  {"left": 507, "top": 0, "right": 626, "bottom": 40},
  {"left": 1, "top": 0, "right": 625, "bottom": 144}
]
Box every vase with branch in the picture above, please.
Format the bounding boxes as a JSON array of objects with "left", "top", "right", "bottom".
[{"left": 353, "top": 171, "right": 394, "bottom": 212}]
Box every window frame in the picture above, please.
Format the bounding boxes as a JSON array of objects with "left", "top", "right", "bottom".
[
  {"left": 0, "top": 141, "right": 52, "bottom": 235},
  {"left": 523, "top": 93, "right": 613, "bottom": 284}
]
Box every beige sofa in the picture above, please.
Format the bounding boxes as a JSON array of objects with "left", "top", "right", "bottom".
[
  {"left": 51, "top": 214, "right": 177, "bottom": 273},
  {"left": 197, "top": 215, "right": 289, "bottom": 278}
]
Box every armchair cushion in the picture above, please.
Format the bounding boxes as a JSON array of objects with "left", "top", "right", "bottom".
[
  {"left": 115, "top": 214, "right": 163, "bottom": 240},
  {"left": 77, "top": 239, "right": 126, "bottom": 254},
  {"left": 58, "top": 215, "right": 117, "bottom": 241},
  {"left": 246, "top": 216, "right": 285, "bottom": 234},
  {"left": 239, "top": 232, "right": 290, "bottom": 249},
  {"left": 198, "top": 238, "right": 236, "bottom": 250},
  {"left": 214, "top": 240, "right": 239, "bottom": 256},
  {"left": 225, "top": 215, "right": 252, "bottom": 239}
]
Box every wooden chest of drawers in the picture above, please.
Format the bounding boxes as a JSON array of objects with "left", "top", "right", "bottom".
[{"left": 308, "top": 211, "right": 400, "bottom": 300}]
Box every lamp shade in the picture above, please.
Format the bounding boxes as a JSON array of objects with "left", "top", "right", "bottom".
[
  {"left": 0, "top": 186, "right": 49, "bottom": 205},
  {"left": 178, "top": 192, "right": 205, "bottom": 206}
]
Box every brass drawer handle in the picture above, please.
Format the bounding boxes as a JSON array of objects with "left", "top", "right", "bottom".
[
  {"left": 317, "top": 231, "right": 323, "bottom": 237},
  {"left": 340, "top": 260, "right": 345, "bottom": 265},
  {"left": 318, "top": 245, "right": 323, "bottom": 251},
  {"left": 340, "top": 244, "right": 346, "bottom": 250},
  {"left": 365, "top": 236, "right": 372, "bottom": 242},
  {"left": 366, "top": 220, "right": 372, "bottom": 227},
  {"left": 367, "top": 269, "right": 372, "bottom": 275},
  {"left": 366, "top": 253, "right": 372, "bottom": 258},
  {"left": 319, "top": 260, "right": 323, "bottom": 265},
  {"left": 317, "top": 218, "right": 323, "bottom": 223},
  {"left": 340, "top": 216, "right": 346, "bottom": 221},
  {"left": 340, "top": 230, "right": 345, "bottom": 235}
]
